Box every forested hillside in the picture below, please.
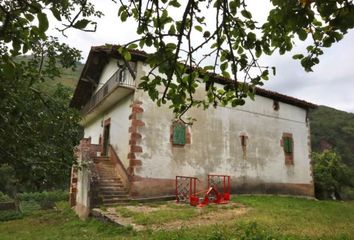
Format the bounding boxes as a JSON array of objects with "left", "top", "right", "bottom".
[{"left": 309, "top": 106, "right": 354, "bottom": 170}]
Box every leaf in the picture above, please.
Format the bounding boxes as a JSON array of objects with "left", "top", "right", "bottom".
[
  {"left": 50, "top": 7, "right": 61, "bottom": 21},
  {"left": 123, "top": 50, "right": 132, "bottom": 61},
  {"left": 241, "top": 10, "right": 252, "bottom": 19},
  {"left": 120, "top": 11, "right": 128, "bottom": 22},
  {"left": 297, "top": 29, "right": 308, "bottom": 41},
  {"left": 25, "top": 14, "right": 34, "bottom": 22},
  {"left": 139, "top": 39, "right": 145, "bottom": 48},
  {"left": 195, "top": 26, "right": 203, "bottom": 32},
  {"left": 73, "top": 19, "right": 90, "bottom": 29},
  {"left": 292, "top": 54, "right": 304, "bottom": 60},
  {"left": 37, "top": 12, "right": 49, "bottom": 32},
  {"left": 168, "top": 25, "right": 176, "bottom": 35},
  {"left": 128, "top": 43, "right": 138, "bottom": 49},
  {"left": 169, "top": 0, "right": 181, "bottom": 8}
]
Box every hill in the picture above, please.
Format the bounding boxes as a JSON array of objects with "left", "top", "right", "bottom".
[
  {"left": 309, "top": 105, "right": 354, "bottom": 170},
  {"left": 15, "top": 55, "right": 84, "bottom": 91}
]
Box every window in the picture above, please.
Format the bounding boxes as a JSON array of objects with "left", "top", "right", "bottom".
[
  {"left": 240, "top": 135, "right": 247, "bottom": 147},
  {"left": 173, "top": 123, "right": 186, "bottom": 145},
  {"left": 283, "top": 137, "right": 293, "bottom": 153},
  {"left": 282, "top": 133, "right": 294, "bottom": 165},
  {"left": 273, "top": 100, "right": 279, "bottom": 111},
  {"left": 240, "top": 134, "right": 248, "bottom": 158}
]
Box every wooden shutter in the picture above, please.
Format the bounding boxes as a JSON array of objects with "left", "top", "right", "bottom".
[
  {"left": 284, "top": 137, "right": 293, "bottom": 153},
  {"left": 173, "top": 124, "right": 186, "bottom": 145}
]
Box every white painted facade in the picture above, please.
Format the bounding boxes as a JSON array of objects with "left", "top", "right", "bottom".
[{"left": 79, "top": 56, "right": 314, "bottom": 197}]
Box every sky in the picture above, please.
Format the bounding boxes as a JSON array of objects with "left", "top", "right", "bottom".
[{"left": 51, "top": 0, "right": 354, "bottom": 113}]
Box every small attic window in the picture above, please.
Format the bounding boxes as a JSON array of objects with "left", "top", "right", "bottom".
[
  {"left": 273, "top": 100, "right": 279, "bottom": 111},
  {"left": 240, "top": 135, "right": 247, "bottom": 147}
]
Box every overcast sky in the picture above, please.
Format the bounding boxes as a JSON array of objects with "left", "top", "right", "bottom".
[{"left": 52, "top": 0, "right": 354, "bottom": 113}]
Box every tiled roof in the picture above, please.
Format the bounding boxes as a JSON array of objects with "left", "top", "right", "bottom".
[{"left": 70, "top": 45, "right": 317, "bottom": 110}]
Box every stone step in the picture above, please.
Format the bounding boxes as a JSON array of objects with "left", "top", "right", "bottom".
[
  {"left": 99, "top": 183, "right": 124, "bottom": 187},
  {"left": 99, "top": 179, "right": 122, "bottom": 182},
  {"left": 102, "top": 194, "right": 129, "bottom": 199},
  {"left": 100, "top": 179, "right": 123, "bottom": 183},
  {"left": 98, "top": 173, "right": 119, "bottom": 176},
  {"left": 97, "top": 172, "right": 115, "bottom": 175},
  {"left": 99, "top": 186, "right": 125, "bottom": 190},
  {"left": 102, "top": 198, "right": 130, "bottom": 204},
  {"left": 100, "top": 190, "right": 128, "bottom": 195},
  {"left": 96, "top": 167, "right": 115, "bottom": 170},
  {"left": 98, "top": 176, "right": 121, "bottom": 181},
  {"left": 100, "top": 186, "right": 125, "bottom": 190}
]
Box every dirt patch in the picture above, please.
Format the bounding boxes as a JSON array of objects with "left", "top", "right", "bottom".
[
  {"left": 151, "top": 202, "right": 248, "bottom": 231},
  {"left": 125, "top": 205, "right": 164, "bottom": 213},
  {"left": 95, "top": 201, "right": 248, "bottom": 231}
]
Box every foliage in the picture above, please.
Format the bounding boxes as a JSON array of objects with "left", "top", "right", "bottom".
[
  {"left": 309, "top": 106, "right": 354, "bottom": 171},
  {"left": 118, "top": 0, "right": 354, "bottom": 118},
  {"left": 312, "top": 150, "right": 353, "bottom": 199},
  {"left": 309, "top": 106, "right": 354, "bottom": 199},
  {"left": 0, "top": 0, "right": 102, "bottom": 194},
  {"left": 0, "top": 192, "right": 12, "bottom": 202},
  {"left": 0, "top": 210, "right": 23, "bottom": 222},
  {"left": 18, "top": 190, "right": 68, "bottom": 203},
  {"left": 18, "top": 190, "right": 68, "bottom": 210},
  {"left": 0, "top": 80, "right": 83, "bottom": 193}
]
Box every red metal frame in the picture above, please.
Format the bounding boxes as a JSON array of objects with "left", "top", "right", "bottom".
[
  {"left": 176, "top": 174, "right": 231, "bottom": 207},
  {"left": 175, "top": 176, "right": 198, "bottom": 203},
  {"left": 208, "top": 174, "right": 231, "bottom": 203}
]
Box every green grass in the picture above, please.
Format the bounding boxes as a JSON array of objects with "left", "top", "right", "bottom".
[
  {"left": 0, "top": 196, "right": 353, "bottom": 239},
  {"left": 235, "top": 195, "right": 354, "bottom": 239},
  {"left": 0, "top": 201, "right": 136, "bottom": 240}
]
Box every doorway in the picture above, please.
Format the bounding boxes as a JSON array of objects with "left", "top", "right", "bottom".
[{"left": 102, "top": 119, "right": 111, "bottom": 156}]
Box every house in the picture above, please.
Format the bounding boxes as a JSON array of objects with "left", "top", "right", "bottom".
[{"left": 69, "top": 45, "right": 316, "bottom": 217}]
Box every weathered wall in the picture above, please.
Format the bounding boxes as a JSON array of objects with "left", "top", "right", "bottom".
[
  {"left": 82, "top": 59, "right": 314, "bottom": 198},
  {"left": 128, "top": 64, "right": 314, "bottom": 197},
  {"left": 74, "top": 138, "right": 92, "bottom": 219},
  {"left": 94, "top": 58, "right": 118, "bottom": 93},
  {"left": 83, "top": 94, "right": 133, "bottom": 168}
]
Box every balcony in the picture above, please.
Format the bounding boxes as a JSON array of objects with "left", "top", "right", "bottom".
[{"left": 81, "top": 68, "right": 135, "bottom": 124}]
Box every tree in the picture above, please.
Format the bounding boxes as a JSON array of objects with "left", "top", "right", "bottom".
[
  {"left": 117, "top": 0, "right": 354, "bottom": 119},
  {"left": 0, "top": 0, "right": 103, "bottom": 193},
  {"left": 313, "top": 150, "right": 352, "bottom": 199}
]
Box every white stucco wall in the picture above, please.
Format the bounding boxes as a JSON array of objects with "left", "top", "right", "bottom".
[
  {"left": 80, "top": 58, "right": 313, "bottom": 196},
  {"left": 95, "top": 58, "right": 119, "bottom": 93},
  {"left": 83, "top": 94, "right": 133, "bottom": 167},
  {"left": 131, "top": 63, "right": 313, "bottom": 189}
]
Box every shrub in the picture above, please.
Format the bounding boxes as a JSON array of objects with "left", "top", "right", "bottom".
[
  {"left": 0, "top": 192, "right": 12, "bottom": 202},
  {"left": 18, "top": 190, "right": 68, "bottom": 210},
  {"left": 313, "top": 150, "right": 352, "bottom": 199},
  {"left": 18, "top": 190, "right": 68, "bottom": 203},
  {"left": 0, "top": 210, "right": 23, "bottom": 222}
]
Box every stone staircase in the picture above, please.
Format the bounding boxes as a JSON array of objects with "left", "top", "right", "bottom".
[{"left": 94, "top": 156, "right": 130, "bottom": 205}]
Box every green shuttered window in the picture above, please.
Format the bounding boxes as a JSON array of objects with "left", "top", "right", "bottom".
[
  {"left": 283, "top": 137, "right": 293, "bottom": 153},
  {"left": 173, "top": 124, "right": 186, "bottom": 145}
]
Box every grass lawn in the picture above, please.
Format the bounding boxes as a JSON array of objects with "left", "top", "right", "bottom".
[{"left": 0, "top": 196, "right": 353, "bottom": 240}]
